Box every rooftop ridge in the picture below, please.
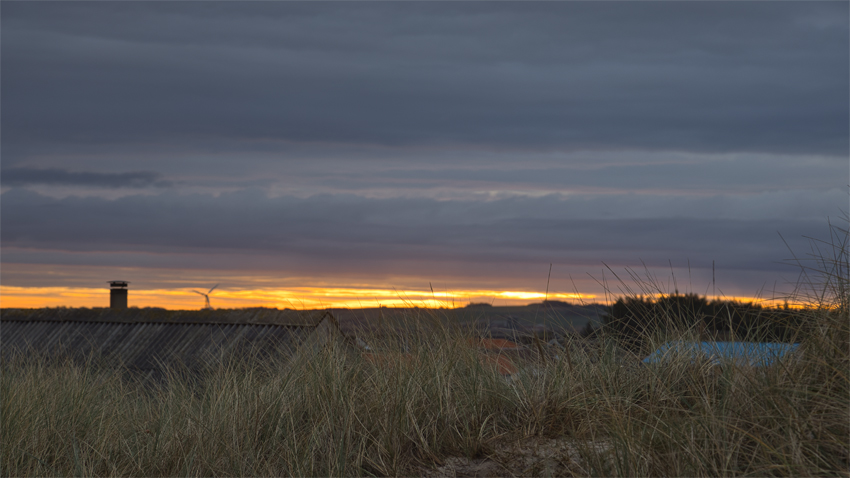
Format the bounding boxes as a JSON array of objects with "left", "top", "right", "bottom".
[{"left": 0, "top": 307, "right": 325, "bottom": 326}]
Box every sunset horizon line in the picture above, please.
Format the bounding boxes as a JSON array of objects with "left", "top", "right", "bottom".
[{"left": 0, "top": 285, "right": 804, "bottom": 311}]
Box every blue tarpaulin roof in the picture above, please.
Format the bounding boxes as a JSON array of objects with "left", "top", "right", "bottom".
[{"left": 642, "top": 341, "right": 799, "bottom": 367}]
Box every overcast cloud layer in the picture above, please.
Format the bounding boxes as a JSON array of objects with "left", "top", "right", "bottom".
[{"left": 2, "top": 2, "right": 848, "bottom": 300}]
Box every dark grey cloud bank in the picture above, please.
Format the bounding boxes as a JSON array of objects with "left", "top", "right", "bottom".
[
  {"left": 3, "top": 2, "right": 847, "bottom": 160},
  {"left": 1, "top": 2, "right": 847, "bottom": 296},
  {"left": 2, "top": 167, "right": 170, "bottom": 188},
  {"left": 0, "top": 189, "right": 836, "bottom": 273}
]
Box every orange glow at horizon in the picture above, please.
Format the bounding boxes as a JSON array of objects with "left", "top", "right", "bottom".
[
  {"left": 0, "top": 285, "right": 598, "bottom": 310},
  {"left": 0, "top": 285, "right": 806, "bottom": 310}
]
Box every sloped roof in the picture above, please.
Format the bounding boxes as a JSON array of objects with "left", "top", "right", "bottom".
[
  {"left": 0, "top": 307, "right": 322, "bottom": 325},
  {"left": 1, "top": 308, "right": 338, "bottom": 376},
  {"left": 642, "top": 341, "right": 799, "bottom": 367},
  {"left": 470, "top": 338, "right": 520, "bottom": 350}
]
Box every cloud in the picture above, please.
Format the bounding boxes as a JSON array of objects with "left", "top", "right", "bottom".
[
  {"left": 2, "top": 2, "right": 847, "bottom": 163},
  {"left": 1, "top": 167, "right": 171, "bottom": 188},
  {"left": 0, "top": 3, "right": 845, "bottom": 298},
  {"left": 1, "top": 188, "right": 835, "bottom": 276}
]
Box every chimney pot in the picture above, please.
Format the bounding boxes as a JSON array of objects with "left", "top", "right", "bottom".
[{"left": 108, "top": 281, "right": 129, "bottom": 309}]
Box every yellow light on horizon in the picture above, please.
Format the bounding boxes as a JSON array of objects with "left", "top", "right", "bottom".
[
  {"left": 0, "top": 285, "right": 599, "bottom": 310},
  {"left": 1, "top": 285, "right": 808, "bottom": 310}
]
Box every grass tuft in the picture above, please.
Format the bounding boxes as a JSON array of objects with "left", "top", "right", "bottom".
[{"left": 3, "top": 220, "right": 847, "bottom": 476}]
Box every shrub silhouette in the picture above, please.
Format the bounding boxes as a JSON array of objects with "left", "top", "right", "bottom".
[{"left": 603, "top": 292, "right": 801, "bottom": 352}]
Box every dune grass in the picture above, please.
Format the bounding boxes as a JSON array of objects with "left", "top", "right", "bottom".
[
  {"left": 3, "top": 307, "right": 846, "bottom": 476},
  {"left": 2, "top": 224, "right": 848, "bottom": 476}
]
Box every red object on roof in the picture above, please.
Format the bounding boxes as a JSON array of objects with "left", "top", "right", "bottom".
[{"left": 479, "top": 353, "right": 518, "bottom": 376}]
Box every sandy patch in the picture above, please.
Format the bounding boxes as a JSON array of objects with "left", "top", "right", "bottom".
[{"left": 421, "top": 437, "right": 611, "bottom": 477}]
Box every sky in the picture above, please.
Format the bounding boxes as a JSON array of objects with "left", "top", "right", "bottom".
[{"left": 1, "top": 2, "right": 848, "bottom": 310}]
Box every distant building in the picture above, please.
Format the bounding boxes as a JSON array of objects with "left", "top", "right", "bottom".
[
  {"left": 642, "top": 341, "right": 799, "bottom": 367},
  {"left": 1, "top": 308, "right": 344, "bottom": 380},
  {"left": 108, "top": 281, "right": 129, "bottom": 309}
]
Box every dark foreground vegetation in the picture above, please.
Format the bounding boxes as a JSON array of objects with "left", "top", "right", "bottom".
[
  {"left": 601, "top": 293, "right": 807, "bottom": 353},
  {"left": 2, "top": 223, "right": 847, "bottom": 476}
]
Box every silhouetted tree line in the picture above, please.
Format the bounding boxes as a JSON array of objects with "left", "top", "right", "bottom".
[{"left": 601, "top": 293, "right": 803, "bottom": 352}]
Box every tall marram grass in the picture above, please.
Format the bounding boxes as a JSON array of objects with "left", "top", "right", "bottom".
[{"left": 2, "top": 222, "right": 848, "bottom": 476}]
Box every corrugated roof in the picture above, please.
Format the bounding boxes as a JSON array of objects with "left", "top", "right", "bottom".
[
  {"left": 1, "top": 308, "right": 338, "bottom": 375},
  {"left": 0, "top": 307, "right": 322, "bottom": 325}
]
